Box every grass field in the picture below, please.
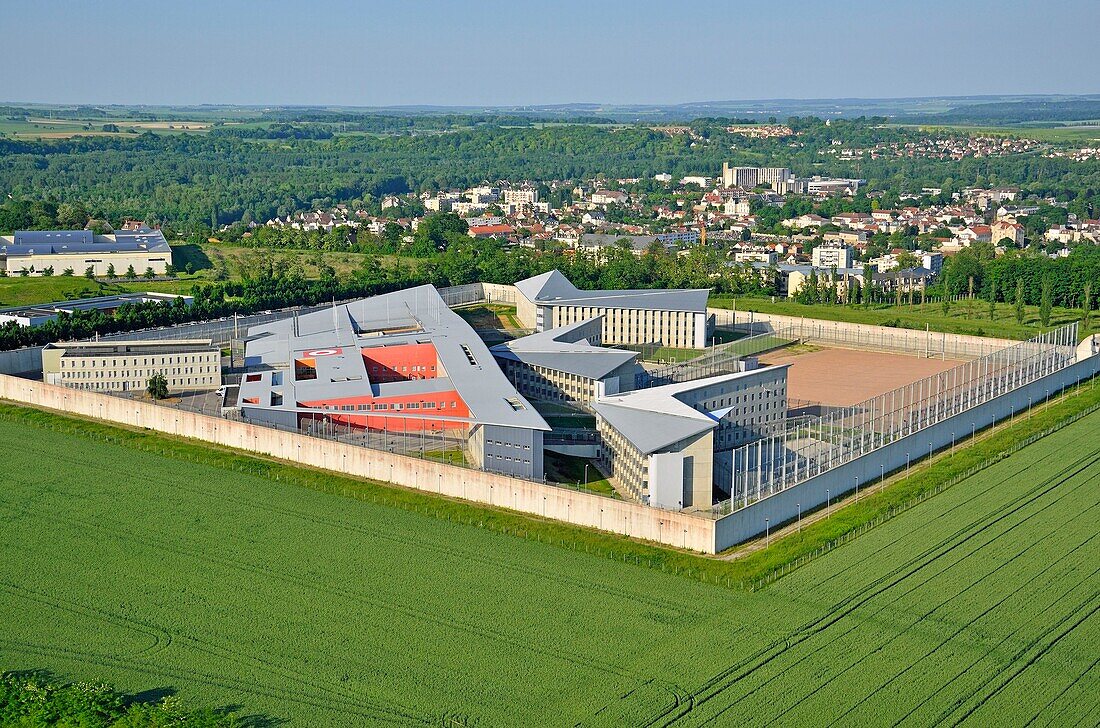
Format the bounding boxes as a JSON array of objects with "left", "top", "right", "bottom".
[
  {"left": 710, "top": 295, "right": 1089, "bottom": 341},
  {"left": 0, "top": 244, "right": 407, "bottom": 307},
  {"left": 0, "top": 117, "right": 213, "bottom": 140},
  {"left": 0, "top": 396, "right": 1096, "bottom": 725},
  {"left": 896, "top": 122, "right": 1100, "bottom": 144},
  {"left": 0, "top": 276, "right": 201, "bottom": 308}
]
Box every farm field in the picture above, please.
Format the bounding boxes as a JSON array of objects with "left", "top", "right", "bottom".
[
  {"left": 0, "top": 404, "right": 1096, "bottom": 725},
  {"left": 896, "top": 122, "right": 1100, "bottom": 144},
  {"left": 709, "top": 295, "right": 1088, "bottom": 341}
]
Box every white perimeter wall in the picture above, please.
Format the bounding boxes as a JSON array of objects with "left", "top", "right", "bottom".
[
  {"left": 0, "top": 373, "right": 718, "bottom": 553},
  {"left": 708, "top": 307, "right": 1018, "bottom": 359}
]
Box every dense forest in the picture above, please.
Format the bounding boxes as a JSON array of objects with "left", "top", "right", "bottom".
[{"left": 3, "top": 117, "right": 1100, "bottom": 231}]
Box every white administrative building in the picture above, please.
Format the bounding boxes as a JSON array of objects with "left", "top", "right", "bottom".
[{"left": 0, "top": 229, "right": 172, "bottom": 277}]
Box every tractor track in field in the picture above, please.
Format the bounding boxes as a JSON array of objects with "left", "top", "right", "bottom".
[
  {"left": 0, "top": 579, "right": 173, "bottom": 659},
  {"left": 931, "top": 590, "right": 1100, "bottom": 727},
  {"left": 804, "top": 429, "right": 1083, "bottom": 594},
  {"left": 831, "top": 546, "right": 1100, "bottom": 725},
  {"left": 683, "top": 455, "right": 1099, "bottom": 727},
  {"left": 0, "top": 497, "right": 643, "bottom": 684},
  {"left": 757, "top": 473, "right": 1100, "bottom": 724},
  {"left": 0, "top": 637, "right": 435, "bottom": 725},
  {"left": 639, "top": 447, "right": 1099, "bottom": 726},
  {"left": 14, "top": 433, "right": 695, "bottom": 617}
]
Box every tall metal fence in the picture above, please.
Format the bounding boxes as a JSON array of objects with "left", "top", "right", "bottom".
[
  {"left": 634, "top": 326, "right": 799, "bottom": 389},
  {"left": 712, "top": 322, "right": 1080, "bottom": 515}
]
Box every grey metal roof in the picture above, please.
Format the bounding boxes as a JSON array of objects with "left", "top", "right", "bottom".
[
  {"left": 490, "top": 317, "right": 638, "bottom": 380},
  {"left": 592, "top": 368, "right": 789, "bottom": 454},
  {"left": 13, "top": 230, "right": 93, "bottom": 246},
  {"left": 239, "top": 285, "right": 550, "bottom": 431},
  {"left": 45, "top": 339, "right": 215, "bottom": 357},
  {"left": 2, "top": 228, "right": 170, "bottom": 257},
  {"left": 515, "top": 270, "right": 709, "bottom": 313},
  {"left": 591, "top": 401, "right": 715, "bottom": 454}
]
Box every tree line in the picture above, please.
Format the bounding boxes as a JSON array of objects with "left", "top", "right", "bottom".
[{"left": 4, "top": 117, "right": 1100, "bottom": 232}]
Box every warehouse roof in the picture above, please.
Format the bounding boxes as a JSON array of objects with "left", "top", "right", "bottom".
[
  {"left": 1, "top": 228, "right": 171, "bottom": 257},
  {"left": 515, "top": 270, "right": 709, "bottom": 313},
  {"left": 490, "top": 317, "right": 638, "bottom": 380},
  {"left": 44, "top": 339, "right": 216, "bottom": 357}
]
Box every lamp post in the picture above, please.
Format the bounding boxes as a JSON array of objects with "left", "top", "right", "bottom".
[
  {"left": 906, "top": 452, "right": 910, "bottom": 477},
  {"left": 584, "top": 463, "right": 589, "bottom": 487},
  {"left": 765, "top": 518, "right": 770, "bottom": 548},
  {"left": 797, "top": 503, "right": 801, "bottom": 533},
  {"left": 826, "top": 489, "right": 830, "bottom": 512},
  {"left": 880, "top": 464, "right": 884, "bottom": 491}
]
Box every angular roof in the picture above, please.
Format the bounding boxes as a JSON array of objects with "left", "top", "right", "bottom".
[
  {"left": 514, "top": 270, "right": 709, "bottom": 313},
  {"left": 592, "top": 368, "right": 788, "bottom": 454},
  {"left": 490, "top": 317, "right": 638, "bottom": 380},
  {"left": 239, "top": 285, "right": 549, "bottom": 431}
]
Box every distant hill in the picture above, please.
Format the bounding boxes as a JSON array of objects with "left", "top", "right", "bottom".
[{"left": 927, "top": 98, "right": 1100, "bottom": 125}]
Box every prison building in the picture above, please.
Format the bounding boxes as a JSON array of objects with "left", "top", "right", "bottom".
[
  {"left": 0, "top": 229, "right": 173, "bottom": 277},
  {"left": 514, "top": 270, "right": 712, "bottom": 350},
  {"left": 42, "top": 339, "right": 221, "bottom": 393},
  {"left": 236, "top": 285, "right": 550, "bottom": 480},
  {"left": 592, "top": 366, "right": 788, "bottom": 509},
  {"left": 490, "top": 317, "right": 641, "bottom": 405}
]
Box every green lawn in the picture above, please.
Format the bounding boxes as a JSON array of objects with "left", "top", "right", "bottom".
[
  {"left": 711, "top": 295, "right": 1089, "bottom": 341},
  {"left": 544, "top": 451, "right": 616, "bottom": 497},
  {"left": 0, "top": 275, "right": 202, "bottom": 308},
  {"left": 452, "top": 303, "right": 522, "bottom": 330},
  {"left": 0, "top": 400, "right": 1096, "bottom": 725}
]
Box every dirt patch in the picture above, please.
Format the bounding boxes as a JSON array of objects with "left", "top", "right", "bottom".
[{"left": 760, "top": 347, "right": 961, "bottom": 407}]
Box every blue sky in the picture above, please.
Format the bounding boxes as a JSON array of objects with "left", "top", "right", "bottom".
[{"left": 4, "top": 0, "right": 1098, "bottom": 106}]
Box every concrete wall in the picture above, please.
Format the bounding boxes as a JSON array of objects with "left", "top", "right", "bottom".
[
  {"left": 713, "top": 350, "right": 1100, "bottom": 550},
  {"left": 0, "top": 372, "right": 718, "bottom": 553},
  {"left": 0, "top": 346, "right": 44, "bottom": 375}
]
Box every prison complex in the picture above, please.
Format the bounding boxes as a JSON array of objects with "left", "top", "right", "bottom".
[
  {"left": 514, "top": 270, "right": 712, "bottom": 349},
  {"left": 236, "top": 285, "right": 550, "bottom": 479}
]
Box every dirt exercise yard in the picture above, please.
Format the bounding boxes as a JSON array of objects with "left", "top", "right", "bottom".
[{"left": 760, "top": 346, "right": 961, "bottom": 406}]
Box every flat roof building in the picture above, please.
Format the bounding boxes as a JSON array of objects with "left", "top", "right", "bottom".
[
  {"left": 593, "top": 366, "right": 788, "bottom": 509},
  {"left": 0, "top": 292, "right": 193, "bottom": 327},
  {"left": 514, "top": 270, "right": 712, "bottom": 350},
  {"left": 237, "top": 285, "right": 550, "bottom": 479},
  {"left": 0, "top": 228, "right": 173, "bottom": 277},
  {"left": 490, "top": 317, "right": 641, "bottom": 405},
  {"left": 42, "top": 338, "right": 221, "bottom": 394}
]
